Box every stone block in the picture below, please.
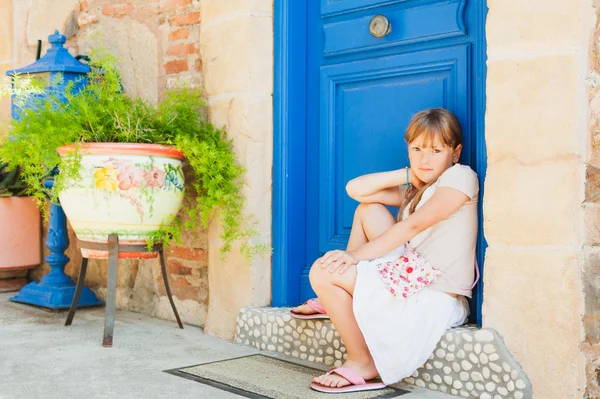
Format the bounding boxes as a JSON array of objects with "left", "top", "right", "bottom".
[
  {"left": 63, "top": 11, "right": 78, "bottom": 38},
  {"left": 26, "top": 0, "right": 80, "bottom": 47},
  {"left": 200, "top": 16, "right": 273, "bottom": 97},
  {"left": 154, "top": 294, "right": 206, "bottom": 327},
  {"left": 482, "top": 248, "right": 583, "bottom": 399},
  {"left": 584, "top": 343, "right": 600, "bottom": 398},
  {"left": 484, "top": 160, "right": 580, "bottom": 246},
  {"left": 207, "top": 96, "right": 273, "bottom": 142},
  {"left": 204, "top": 221, "right": 271, "bottom": 340},
  {"left": 583, "top": 313, "right": 600, "bottom": 343},
  {"left": 200, "top": 0, "right": 272, "bottom": 22},
  {"left": 0, "top": 0, "right": 13, "bottom": 60},
  {"left": 584, "top": 203, "right": 600, "bottom": 246},
  {"left": 586, "top": 165, "right": 600, "bottom": 203},
  {"left": 486, "top": 54, "right": 580, "bottom": 163},
  {"left": 487, "top": 0, "right": 588, "bottom": 55},
  {"left": 78, "top": 18, "right": 159, "bottom": 104},
  {"left": 583, "top": 249, "right": 600, "bottom": 323}
]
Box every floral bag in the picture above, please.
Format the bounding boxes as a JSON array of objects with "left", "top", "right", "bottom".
[
  {"left": 375, "top": 245, "right": 441, "bottom": 299},
  {"left": 375, "top": 245, "right": 480, "bottom": 299}
]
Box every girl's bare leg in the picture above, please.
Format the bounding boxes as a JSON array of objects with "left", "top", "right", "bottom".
[
  {"left": 311, "top": 204, "right": 396, "bottom": 388},
  {"left": 291, "top": 203, "right": 395, "bottom": 315},
  {"left": 310, "top": 263, "right": 375, "bottom": 387}
]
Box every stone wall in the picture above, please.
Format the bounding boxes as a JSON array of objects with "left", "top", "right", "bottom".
[
  {"left": 200, "top": 0, "right": 273, "bottom": 339},
  {"left": 13, "top": 0, "right": 210, "bottom": 327},
  {"left": 484, "top": 1, "right": 593, "bottom": 398},
  {"left": 0, "top": 0, "right": 13, "bottom": 126},
  {"left": 584, "top": 2, "right": 600, "bottom": 398}
]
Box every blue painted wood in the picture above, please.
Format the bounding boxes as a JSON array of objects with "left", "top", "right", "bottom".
[
  {"left": 323, "top": 0, "right": 466, "bottom": 57},
  {"left": 318, "top": 46, "right": 469, "bottom": 253},
  {"left": 473, "top": 1, "right": 488, "bottom": 326},
  {"left": 273, "top": 0, "right": 487, "bottom": 323},
  {"left": 272, "top": 0, "right": 308, "bottom": 306},
  {"left": 321, "top": 0, "right": 409, "bottom": 16}
]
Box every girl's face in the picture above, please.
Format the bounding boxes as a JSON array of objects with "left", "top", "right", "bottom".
[{"left": 408, "top": 133, "right": 462, "bottom": 184}]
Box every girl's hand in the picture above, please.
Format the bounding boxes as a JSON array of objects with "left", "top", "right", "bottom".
[
  {"left": 408, "top": 168, "right": 426, "bottom": 189},
  {"left": 320, "top": 250, "right": 360, "bottom": 274}
]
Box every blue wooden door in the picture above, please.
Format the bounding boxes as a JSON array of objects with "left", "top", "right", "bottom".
[{"left": 273, "top": 0, "right": 487, "bottom": 323}]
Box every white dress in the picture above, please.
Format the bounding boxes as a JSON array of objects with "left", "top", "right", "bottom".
[
  {"left": 353, "top": 248, "right": 469, "bottom": 384},
  {"left": 352, "top": 165, "right": 478, "bottom": 385}
]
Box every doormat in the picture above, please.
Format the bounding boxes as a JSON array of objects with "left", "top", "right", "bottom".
[{"left": 165, "top": 354, "right": 408, "bottom": 399}]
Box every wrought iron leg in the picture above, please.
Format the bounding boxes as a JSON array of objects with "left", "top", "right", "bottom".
[
  {"left": 102, "top": 234, "right": 119, "bottom": 347},
  {"left": 159, "top": 248, "right": 183, "bottom": 329},
  {"left": 64, "top": 257, "right": 89, "bottom": 326}
]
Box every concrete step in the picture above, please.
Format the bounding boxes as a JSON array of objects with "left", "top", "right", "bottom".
[{"left": 235, "top": 307, "right": 532, "bottom": 399}]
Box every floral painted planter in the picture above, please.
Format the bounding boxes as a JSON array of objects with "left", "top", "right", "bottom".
[
  {"left": 57, "top": 143, "right": 185, "bottom": 259},
  {"left": 0, "top": 197, "right": 41, "bottom": 270}
]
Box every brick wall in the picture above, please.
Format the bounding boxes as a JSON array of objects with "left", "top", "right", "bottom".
[{"left": 20, "top": 0, "right": 209, "bottom": 327}]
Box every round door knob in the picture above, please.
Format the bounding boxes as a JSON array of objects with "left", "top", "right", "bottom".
[{"left": 369, "top": 14, "right": 392, "bottom": 38}]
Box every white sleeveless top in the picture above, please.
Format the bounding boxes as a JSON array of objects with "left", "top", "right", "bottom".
[{"left": 401, "top": 164, "right": 479, "bottom": 297}]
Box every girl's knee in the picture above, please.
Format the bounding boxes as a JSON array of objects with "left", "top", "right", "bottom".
[
  {"left": 356, "top": 202, "right": 387, "bottom": 216},
  {"left": 309, "top": 258, "right": 330, "bottom": 290}
]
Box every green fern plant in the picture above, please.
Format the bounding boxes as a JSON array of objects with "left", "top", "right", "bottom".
[{"left": 0, "top": 51, "right": 270, "bottom": 258}]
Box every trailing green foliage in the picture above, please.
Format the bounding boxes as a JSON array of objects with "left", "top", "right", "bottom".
[{"left": 0, "top": 52, "right": 269, "bottom": 258}]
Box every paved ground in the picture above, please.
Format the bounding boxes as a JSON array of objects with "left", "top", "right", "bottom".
[{"left": 0, "top": 293, "right": 457, "bottom": 399}]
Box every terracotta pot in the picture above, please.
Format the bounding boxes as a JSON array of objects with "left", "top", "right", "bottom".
[
  {"left": 57, "top": 143, "right": 185, "bottom": 259},
  {"left": 0, "top": 197, "right": 41, "bottom": 270}
]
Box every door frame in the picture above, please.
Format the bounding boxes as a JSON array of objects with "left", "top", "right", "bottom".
[{"left": 273, "top": 0, "right": 488, "bottom": 324}]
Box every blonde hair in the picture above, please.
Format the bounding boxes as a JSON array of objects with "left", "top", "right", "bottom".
[{"left": 398, "top": 108, "right": 463, "bottom": 220}]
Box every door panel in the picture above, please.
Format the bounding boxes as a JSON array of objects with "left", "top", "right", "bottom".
[
  {"left": 323, "top": 0, "right": 466, "bottom": 56},
  {"left": 319, "top": 46, "right": 469, "bottom": 253}
]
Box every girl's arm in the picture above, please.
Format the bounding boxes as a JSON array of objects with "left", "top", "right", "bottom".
[
  {"left": 346, "top": 168, "right": 421, "bottom": 206},
  {"left": 351, "top": 187, "right": 469, "bottom": 261}
]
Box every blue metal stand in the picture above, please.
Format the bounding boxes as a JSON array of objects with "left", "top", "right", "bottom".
[{"left": 10, "top": 202, "right": 103, "bottom": 309}]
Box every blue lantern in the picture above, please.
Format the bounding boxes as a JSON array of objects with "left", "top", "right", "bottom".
[{"left": 7, "top": 31, "right": 103, "bottom": 309}]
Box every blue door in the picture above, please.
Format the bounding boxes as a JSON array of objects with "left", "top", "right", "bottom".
[{"left": 273, "top": 0, "right": 487, "bottom": 323}]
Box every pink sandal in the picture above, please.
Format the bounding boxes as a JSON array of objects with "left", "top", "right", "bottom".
[
  {"left": 309, "top": 367, "right": 386, "bottom": 393},
  {"left": 290, "top": 298, "right": 329, "bottom": 320}
]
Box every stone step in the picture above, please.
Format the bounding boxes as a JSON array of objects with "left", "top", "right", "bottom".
[{"left": 235, "top": 307, "right": 532, "bottom": 399}]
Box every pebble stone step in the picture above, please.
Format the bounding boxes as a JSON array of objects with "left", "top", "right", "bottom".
[{"left": 235, "top": 307, "right": 532, "bottom": 399}]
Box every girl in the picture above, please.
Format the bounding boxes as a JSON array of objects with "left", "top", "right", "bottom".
[{"left": 291, "top": 108, "right": 479, "bottom": 393}]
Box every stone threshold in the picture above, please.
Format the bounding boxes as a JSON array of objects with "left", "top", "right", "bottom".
[{"left": 235, "top": 307, "right": 533, "bottom": 399}]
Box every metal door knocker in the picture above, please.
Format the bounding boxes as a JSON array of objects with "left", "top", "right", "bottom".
[{"left": 369, "top": 14, "right": 391, "bottom": 38}]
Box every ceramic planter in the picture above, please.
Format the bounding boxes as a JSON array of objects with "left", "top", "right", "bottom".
[
  {"left": 57, "top": 143, "right": 185, "bottom": 258},
  {"left": 0, "top": 197, "right": 41, "bottom": 270}
]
